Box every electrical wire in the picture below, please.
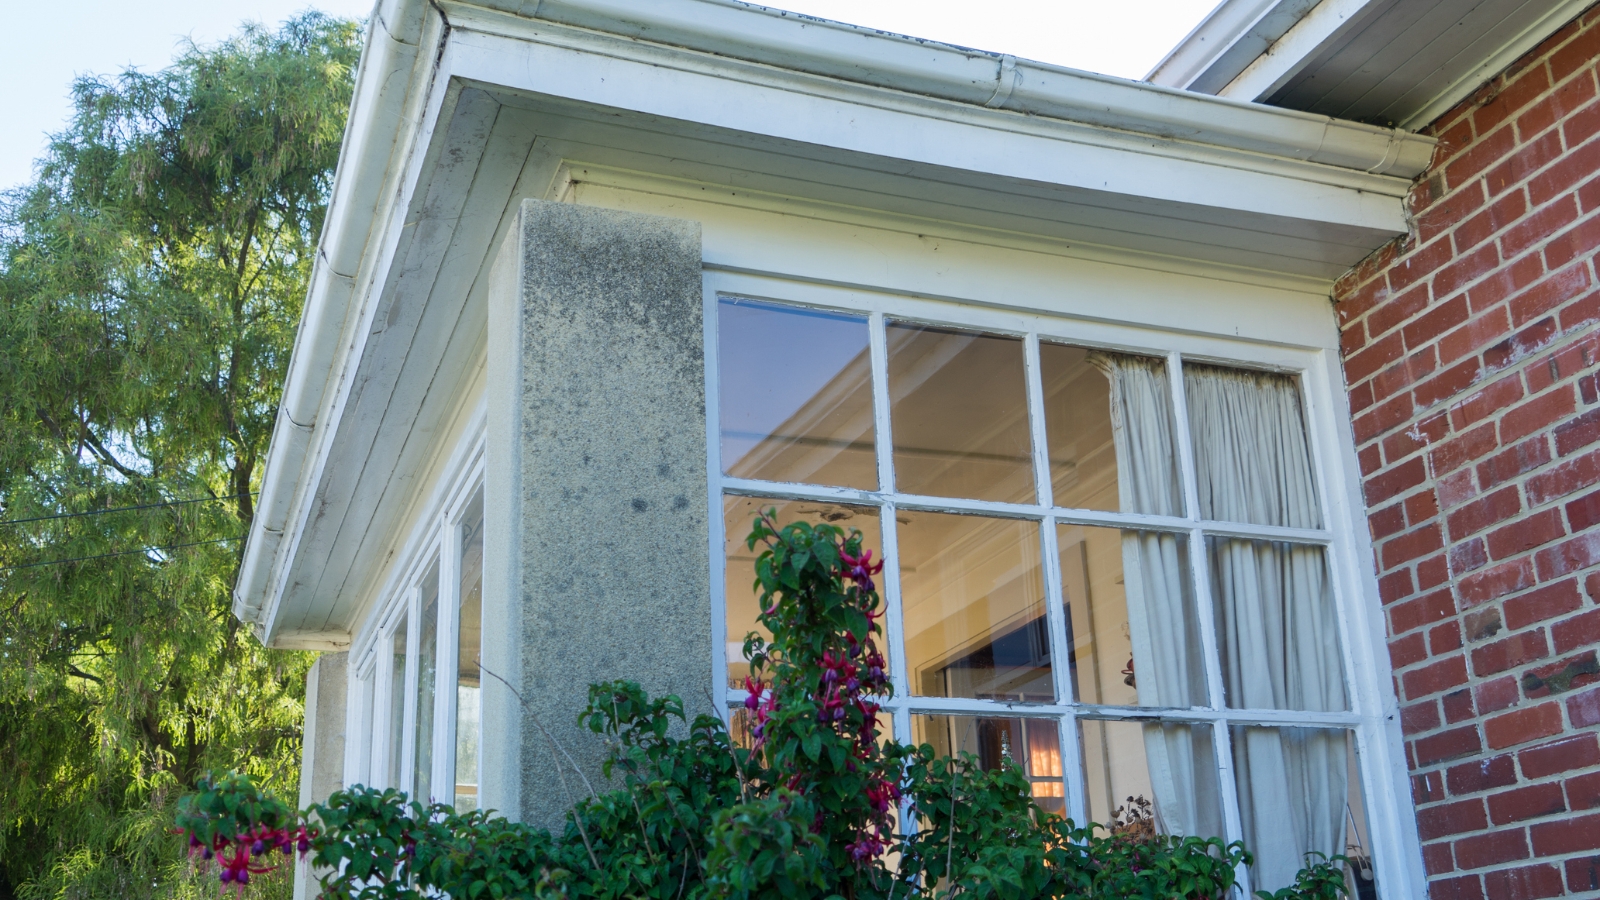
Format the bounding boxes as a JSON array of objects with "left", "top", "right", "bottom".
[
  {"left": 0, "top": 493, "right": 256, "bottom": 528},
  {"left": 0, "top": 536, "right": 243, "bottom": 572}
]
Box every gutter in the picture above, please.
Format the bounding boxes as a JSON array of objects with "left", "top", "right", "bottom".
[
  {"left": 500, "top": 0, "right": 1434, "bottom": 177},
  {"left": 232, "top": 0, "right": 433, "bottom": 632}
]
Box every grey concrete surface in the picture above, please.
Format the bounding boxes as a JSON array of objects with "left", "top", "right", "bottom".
[{"left": 293, "top": 651, "right": 347, "bottom": 900}]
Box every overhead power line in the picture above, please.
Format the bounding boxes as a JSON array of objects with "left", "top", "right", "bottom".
[
  {"left": 0, "top": 493, "right": 257, "bottom": 528},
  {"left": 0, "top": 536, "right": 243, "bottom": 573}
]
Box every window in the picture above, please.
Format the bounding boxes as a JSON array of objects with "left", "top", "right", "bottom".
[
  {"left": 711, "top": 291, "right": 1384, "bottom": 896},
  {"left": 348, "top": 440, "right": 485, "bottom": 813}
]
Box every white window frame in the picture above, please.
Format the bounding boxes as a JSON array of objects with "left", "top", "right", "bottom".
[
  {"left": 703, "top": 269, "right": 1414, "bottom": 898},
  {"left": 345, "top": 416, "right": 487, "bottom": 807}
]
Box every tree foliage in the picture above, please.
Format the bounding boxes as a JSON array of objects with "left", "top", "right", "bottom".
[
  {"left": 179, "top": 515, "right": 1351, "bottom": 900},
  {"left": 0, "top": 15, "right": 360, "bottom": 898}
]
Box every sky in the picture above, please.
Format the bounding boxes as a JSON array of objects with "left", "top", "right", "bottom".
[{"left": 0, "top": 0, "right": 1219, "bottom": 194}]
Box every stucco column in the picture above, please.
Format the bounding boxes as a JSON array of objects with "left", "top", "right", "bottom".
[
  {"left": 292, "top": 652, "right": 347, "bottom": 900},
  {"left": 484, "top": 198, "right": 711, "bottom": 830}
]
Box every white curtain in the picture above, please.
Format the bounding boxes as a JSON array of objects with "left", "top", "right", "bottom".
[
  {"left": 1099, "top": 356, "right": 1349, "bottom": 892},
  {"left": 1185, "top": 364, "right": 1347, "bottom": 894},
  {"left": 1094, "top": 354, "right": 1220, "bottom": 840}
]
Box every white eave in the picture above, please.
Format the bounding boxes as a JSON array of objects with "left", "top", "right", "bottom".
[
  {"left": 234, "top": 0, "right": 1437, "bottom": 647},
  {"left": 1150, "top": 0, "right": 1595, "bottom": 129}
]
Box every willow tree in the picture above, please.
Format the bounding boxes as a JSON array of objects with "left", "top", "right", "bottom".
[{"left": 0, "top": 15, "right": 360, "bottom": 898}]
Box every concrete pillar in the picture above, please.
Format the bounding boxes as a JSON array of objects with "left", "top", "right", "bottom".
[
  {"left": 293, "top": 652, "right": 347, "bottom": 900},
  {"left": 484, "top": 198, "right": 711, "bottom": 831}
]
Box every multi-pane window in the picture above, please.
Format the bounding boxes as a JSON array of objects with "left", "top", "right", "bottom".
[
  {"left": 349, "top": 468, "right": 485, "bottom": 813},
  {"left": 713, "top": 295, "right": 1381, "bottom": 895}
]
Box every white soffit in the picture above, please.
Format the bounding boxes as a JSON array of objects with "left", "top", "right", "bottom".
[
  {"left": 236, "top": 0, "right": 1438, "bottom": 646},
  {"left": 1150, "top": 0, "right": 1594, "bottom": 129}
]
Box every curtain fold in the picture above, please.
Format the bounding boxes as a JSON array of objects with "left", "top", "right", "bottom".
[
  {"left": 1185, "top": 364, "right": 1347, "bottom": 893},
  {"left": 1095, "top": 354, "right": 1218, "bottom": 839}
]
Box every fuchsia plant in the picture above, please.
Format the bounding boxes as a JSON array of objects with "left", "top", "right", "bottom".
[{"left": 175, "top": 512, "right": 1352, "bottom": 900}]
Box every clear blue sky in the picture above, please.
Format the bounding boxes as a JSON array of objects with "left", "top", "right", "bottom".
[{"left": 0, "top": 0, "right": 1219, "bottom": 194}]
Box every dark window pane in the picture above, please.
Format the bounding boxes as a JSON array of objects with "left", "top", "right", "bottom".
[{"left": 914, "top": 715, "right": 1065, "bottom": 816}]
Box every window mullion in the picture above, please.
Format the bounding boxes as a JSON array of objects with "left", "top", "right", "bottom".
[
  {"left": 706, "top": 286, "right": 730, "bottom": 710},
  {"left": 437, "top": 517, "right": 462, "bottom": 810}
]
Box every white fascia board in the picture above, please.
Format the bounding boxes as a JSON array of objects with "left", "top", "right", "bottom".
[
  {"left": 445, "top": 8, "right": 1422, "bottom": 230},
  {"left": 1215, "top": 0, "right": 1391, "bottom": 103},
  {"left": 1146, "top": 0, "right": 1323, "bottom": 93},
  {"left": 465, "top": 0, "right": 1432, "bottom": 178}
]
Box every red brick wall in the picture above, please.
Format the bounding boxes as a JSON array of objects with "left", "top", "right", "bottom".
[{"left": 1332, "top": 7, "right": 1600, "bottom": 898}]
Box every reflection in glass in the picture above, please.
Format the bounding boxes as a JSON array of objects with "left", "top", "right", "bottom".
[
  {"left": 887, "top": 323, "right": 1034, "bottom": 503},
  {"left": 719, "top": 299, "right": 876, "bottom": 489},
  {"left": 914, "top": 716, "right": 1064, "bottom": 815},
  {"left": 723, "top": 496, "right": 881, "bottom": 688},
  {"left": 1231, "top": 727, "right": 1365, "bottom": 894},
  {"left": 1039, "top": 344, "right": 1119, "bottom": 512},
  {"left": 1212, "top": 539, "right": 1346, "bottom": 711},
  {"left": 899, "top": 512, "right": 1050, "bottom": 701},
  {"left": 1079, "top": 719, "right": 1222, "bottom": 839},
  {"left": 1058, "top": 525, "right": 1204, "bottom": 707},
  {"left": 413, "top": 564, "right": 440, "bottom": 802},
  {"left": 455, "top": 491, "right": 485, "bottom": 812},
  {"left": 387, "top": 615, "right": 408, "bottom": 789}
]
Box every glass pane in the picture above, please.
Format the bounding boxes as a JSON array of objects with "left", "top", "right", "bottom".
[
  {"left": 899, "top": 512, "right": 1051, "bottom": 701},
  {"left": 1185, "top": 363, "right": 1321, "bottom": 528},
  {"left": 1058, "top": 524, "right": 1205, "bottom": 707},
  {"left": 913, "top": 715, "right": 1065, "bottom": 816},
  {"left": 355, "top": 670, "right": 376, "bottom": 787},
  {"left": 413, "top": 564, "right": 440, "bottom": 803},
  {"left": 1079, "top": 718, "right": 1223, "bottom": 839},
  {"left": 719, "top": 299, "right": 876, "bottom": 489},
  {"left": 887, "top": 323, "right": 1034, "bottom": 503},
  {"left": 387, "top": 614, "right": 408, "bottom": 790},
  {"left": 456, "top": 491, "right": 485, "bottom": 812},
  {"left": 1042, "top": 346, "right": 1181, "bottom": 515},
  {"left": 1231, "top": 727, "right": 1367, "bottom": 895},
  {"left": 723, "top": 496, "right": 882, "bottom": 688},
  {"left": 1210, "top": 538, "right": 1346, "bottom": 711}
]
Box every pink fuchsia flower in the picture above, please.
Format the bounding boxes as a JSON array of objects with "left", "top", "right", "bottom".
[{"left": 839, "top": 548, "right": 883, "bottom": 592}]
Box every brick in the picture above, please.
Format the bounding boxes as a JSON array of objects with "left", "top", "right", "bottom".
[
  {"left": 1417, "top": 357, "right": 1486, "bottom": 408},
  {"left": 1542, "top": 212, "right": 1600, "bottom": 269},
  {"left": 1440, "top": 468, "right": 1480, "bottom": 508},
  {"left": 1521, "top": 650, "right": 1600, "bottom": 698},
  {"left": 1392, "top": 234, "right": 1459, "bottom": 290},
  {"left": 1416, "top": 768, "right": 1448, "bottom": 804},
  {"left": 1520, "top": 71, "right": 1598, "bottom": 142},
  {"left": 1526, "top": 447, "right": 1600, "bottom": 504},
  {"left": 1433, "top": 422, "right": 1500, "bottom": 478},
  {"left": 1407, "top": 654, "right": 1471, "bottom": 699},
  {"left": 1518, "top": 732, "right": 1600, "bottom": 778},
  {"left": 1550, "top": 19, "right": 1600, "bottom": 81},
  {"left": 1552, "top": 608, "right": 1600, "bottom": 655},
  {"left": 1447, "top": 753, "right": 1517, "bottom": 794},
  {"left": 1569, "top": 489, "right": 1600, "bottom": 532},
  {"left": 1366, "top": 456, "right": 1429, "bottom": 506},
  {"left": 1478, "top": 675, "right": 1523, "bottom": 713},
  {"left": 1431, "top": 250, "right": 1501, "bottom": 311},
  {"left": 1418, "top": 797, "right": 1490, "bottom": 840},
  {"left": 1485, "top": 702, "right": 1564, "bottom": 749},
  {"left": 1485, "top": 317, "right": 1559, "bottom": 372},
  {"left": 1433, "top": 620, "right": 1465, "bottom": 654},
  {"left": 1419, "top": 552, "right": 1451, "bottom": 589},
  {"left": 1530, "top": 812, "right": 1600, "bottom": 855},
  {"left": 1448, "top": 486, "right": 1524, "bottom": 541},
  {"left": 1465, "top": 605, "right": 1504, "bottom": 642},
  {"left": 1440, "top": 305, "right": 1514, "bottom": 365},
  {"left": 1359, "top": 442, "right": 1382, "bottom": 475},
  {"left": 1370, "top": 502, "right": 1407, "bottom": 540},
  {"left": 1562, "top": 855, "right": 1600, "bottom": 895},
  {"left": 1355, "top": 392, "right": 1415, "bottom": 444},
  {"left": 1406, "top": 486, "right": 1442, "bottom": 525},
  {"left": 1446, "top": 125, "right": 1519, "bottom": 191},
  {"left": 1350, "top": 378, "right": 1376, "bottom": 412},
  {"left": 1505, "top": 579, "right": 1583, "bottom": 630},
  {"left": 1471, "top": 628, "right": 1551, "bottom": 676},
  {"left": 1346, "top": 329, "right": 1406, "bottom": 383},
  {"left": 1424, "top": 840, "right": 1457, "bottom": 876},
  {"left": 1488, "top": 782, "right": 1567, "bottom": 824},
  {"left": 1451, "top": 374, "right": 1525, "bottom": 430},
  {"left": 1404, "top": 699, "right": 1443, "bottom": 734},
  {"left": 1501, "top": 194, "right": 1579, "bottom": 260},
  {"left": 1445, "top": 687, "right": 1477, "bottom": 722},
  {"left": 1375, "top": 349, "right": 1439, "bottom": 402},
  {"left": 1469, "top": 254, "right": 1545, "bottom": 313},
  {"left": 1455, "top": 829, "right": 1530, "bottom": 869},
  {"left": 1457, "top": 190, "right": 1529, "bottom": 251},
  {"left": 1422, "top": 178, "right": 1490, "bottom": 243},
  {"left": 1511, "top": 263, "right": 1593, "bottom": 326},
  {"left": 1454, "top": 537, "right": 1491, "bottom": 575},
  {"left": 1487, "top": 128, "right": 1564, "bottom": 197},
  {"left": 1485, "top": 507, "right": 1567, "bottom": 559},
  {"left": 1570, "top": 771, "right": 1600, "bottom": 812},
  {"left": 1383, "top": 522, "right": 1446, "bottom": 569},
  {"left": 1533, "top": 530, "right": 1600, "bottom": 578},
  {"left": 1568, "top": 685, "right": 1600, "bottom": 728},
  {"left": 1555, "top": 407, "right": 1600, "bottom": 456},
  {"left": 1379, "top": 568, "right": 1415, "bottom": 604},
  {"left": 1482, "top": 863, "right": 1565, "bottom": 899},
  {"left": 1459, "top": 558, "right": 1537, "bottom": 606},
  {"left": 1391, "top": 631, "right": 1430, "bottom": 667},
  {"left": 1430, "top": 874, "right": 1486, "bottom": 900},
  {"left": 1417, "top": 725, "right": 1486, "bottom": 767},
  {"left": 1558, "top": 288, "right": 1600, "bottom": 333},
  {"left": 1477, "top": 437, "right": 1553, "bottom": 490},
  {"left": 1499, "top": 386, "right": 1578, "bottom": 445},
  {"left": 1392, "top": 587, "right": 1458, "bottom": 633},
  {"left": 1368, "top": 281, "right": 1432, "bottom": 339},
  {"left": 1532, "top": 133, "right": 1600, "bottom": 207}
]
